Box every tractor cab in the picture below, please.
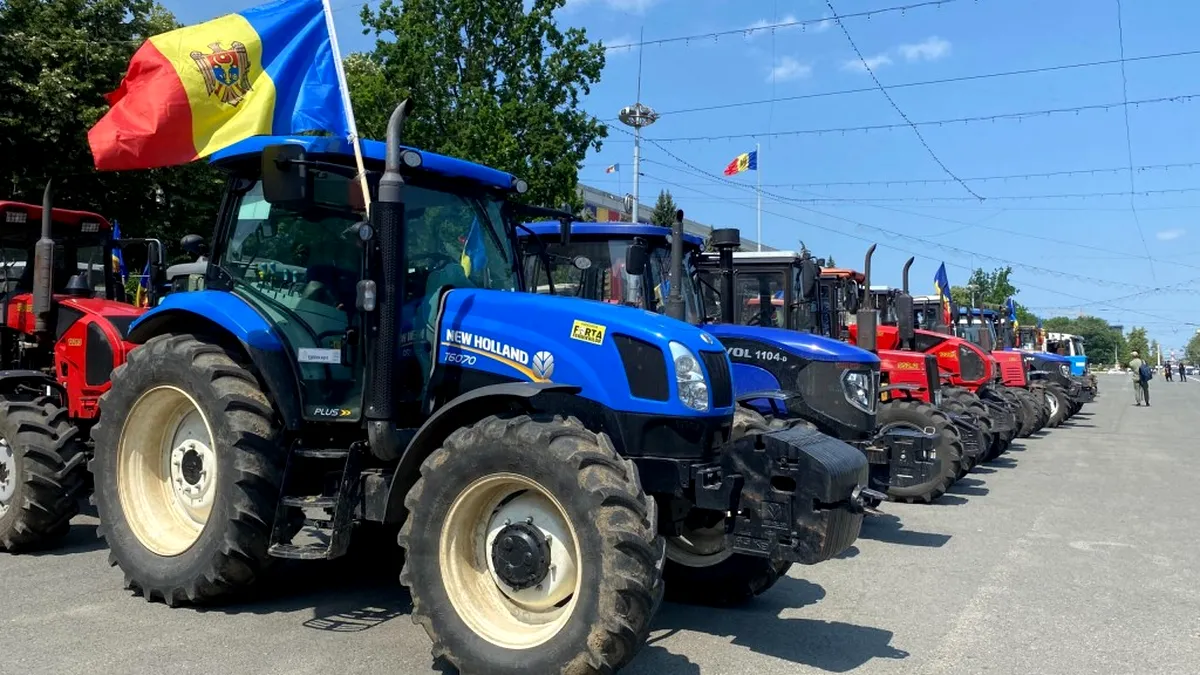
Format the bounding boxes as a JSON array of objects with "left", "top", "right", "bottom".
[{"left": 1046, "top": 332, "right": 1088, "bottom": 376}]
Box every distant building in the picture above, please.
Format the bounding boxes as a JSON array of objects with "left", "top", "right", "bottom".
[{"left": 578, "top": 183, "right": 776, "bottom": 252}]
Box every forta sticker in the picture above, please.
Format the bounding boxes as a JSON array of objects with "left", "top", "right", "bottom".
[{"left": 570, "top": 319, "right": 607, "bottom": 346}]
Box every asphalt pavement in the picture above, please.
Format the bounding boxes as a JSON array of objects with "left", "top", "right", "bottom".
[{"left": 3, "top": 372, "right": 1198, "bottom": 675}]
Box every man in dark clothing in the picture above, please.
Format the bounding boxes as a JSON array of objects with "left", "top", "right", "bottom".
[
  {"left": 1165, "top": 362, "right": 1174, "bottom": 382},
  {"left": 1180, "top": 362, "right": 1188, "bottom": 382}
]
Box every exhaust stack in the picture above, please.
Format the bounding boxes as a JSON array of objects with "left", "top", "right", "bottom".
[
  {"left": 664, "top": 209, "right": 686, "bottom": 321},
  {"left": 856, "top": 244, "right": 878, "bottom": 353},
  {"left": 711, "top": 228, "right": 740, "bottom": 324},
  {"left": 32, "top": 180, "right": 56, "bottom": 336}
]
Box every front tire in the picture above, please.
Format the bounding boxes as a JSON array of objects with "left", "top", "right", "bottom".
[
  {"left": 0, "top": 398, "right": 86, "bottom": 552},
  {"left": 661, "top": 406, "right": 792, "bottom": 607},
  {"left": 878, "top": 400, "right": 962, "bottom": 504},
  {"left": 91, "top": 334, "right": 283, "bottom": 606},
  {"left": 1043, "top": 384, "right": 1069, "bottom": 428},
  {"left": 400, "top": 414, "right": 663, "bottom": 675}
]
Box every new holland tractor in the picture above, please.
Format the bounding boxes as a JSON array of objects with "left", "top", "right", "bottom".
[
  {"left": 0, "top": 191, "right": 163, "bottom": 551},
  {"left": 819, "top": 254, "right": 1019, "bottom": 465},
  {"left": 516, "top": 217, "right": 948, "bottom": 504},
  {"left": 88, "top": 104, "right": 875, "bottom": 674}
]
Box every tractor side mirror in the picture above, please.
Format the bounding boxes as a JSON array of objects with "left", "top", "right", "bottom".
[
  {"left": 799, "top": 259, "right": 819, "bottom": 301},
  {"left": 895, "top": 292, "right": 915, "bottom": 343},
  {"left": 180, "top": 234, "right": 208, "bottom": 258},
  {"left": 626, "top": 241, "right": 648, "bottom": 276},
  {"left": 261, "top": 144, "right": 310, "bottom": 208}
]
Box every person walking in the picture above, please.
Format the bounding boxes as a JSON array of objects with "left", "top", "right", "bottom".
[
  {"left": 1165, "top": 361, "right": 1174, "bottom": 382},
  {"left": 1129, "top": 351, "right": 1150, "bottom": 406},
  {"left": 1179, "top": 361, "right": 1188, "bottom": 382}
]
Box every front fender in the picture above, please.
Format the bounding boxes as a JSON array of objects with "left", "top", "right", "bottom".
[
  {"left": 381, "top": 381, "right": 583, "bottom": 524},
  {"left": 126, "top": 290, "right": 304, "bottom": 430}
]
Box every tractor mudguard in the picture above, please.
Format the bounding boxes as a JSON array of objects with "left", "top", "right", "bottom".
[
  {"left": 880, "top": 383, "right": 925, "bottom": 402},
  {"left": 126, "top": 293, "right": 305, "bottom": 430},
  {"left": 720, "top": 424, "right": 873, "bottom": 564},
  {"left": 378, "top": 381, "right": 583, "bottom": 524},
  {"left": 0, "top": 370, "right": 66, "bottom": 401}
]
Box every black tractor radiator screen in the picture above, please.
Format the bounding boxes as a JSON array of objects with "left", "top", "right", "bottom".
[
  {"left": 614, "top": 335, "right": 670, "bottom": 401},
  {"left": 700, "top": 350, "right": 733, "bottom": 408}
]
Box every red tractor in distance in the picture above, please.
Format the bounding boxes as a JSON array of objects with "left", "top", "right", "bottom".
[
  {"left": 820, "top": 249, "right": 1020, "bottom": 466},
  {"left": 0, "top": 184, "right": 163, "bottom": 551}
]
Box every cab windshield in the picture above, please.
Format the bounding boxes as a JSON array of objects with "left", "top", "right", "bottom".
[
  {"left": 525, "top": 238, "right": 704, "bottom": 323},
  {"left": 0, "top": 226, "right": 110, "bottom": 297},
  {"left": 1071, "top": 337, "right": 1086, "bottom": 357},
  {"left": 957, "top": 323, "right": 998, "bottom": 349}
]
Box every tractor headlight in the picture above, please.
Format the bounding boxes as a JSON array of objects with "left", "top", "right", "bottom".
[
  {"left": 1059, "top": 363, "right": 1070, "bottom": 377},
  {"left": 842, "top": 369, "right": 877, "bottom": 414},
  {"left": 669, "top": 341, "right": 709, "bottom": 412}
]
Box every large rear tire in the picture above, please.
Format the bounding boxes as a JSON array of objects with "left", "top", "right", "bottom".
[
  {"left": 1009, "top": 389, "right": 1039, "bottom": 438},
  {"left": 0, "top": 398, "right": 86, "bottom": 552},
  {"left": 941, "top": 388, "right": 993, "bottom": 470},
  {"left": 400, "top": 414, "right": 663, "bottom": 675},
  {"left": 1043, "top": 384, "right": 1069, "bottom": 428},
  {"left": 91, "top": 334, "right": 283, "bottom": 605},
  {"left": 878, "top": 400, "right": 962, "bottom": 504},
  {"left": 661, "top": 406, "right": 792, "bottom": 607}
]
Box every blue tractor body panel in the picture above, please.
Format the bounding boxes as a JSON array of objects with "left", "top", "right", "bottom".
[
  {"left": 434, "top": 289, "right": 732, "bottom": 419},
  {"left": 703, "top": 324, "right": 878, "bottom": 365},
  {"left": 520, "top": 221, "right": 705, "bottom": 247},
  {"left": 1066, "top": 356, "right": 1088, "bottom": 376},
  {"left": 211, "top": 135, "right": 518, "bottom": 191},
  {"left": 130, "top": 290, "right": 286, "bottom": 352}
]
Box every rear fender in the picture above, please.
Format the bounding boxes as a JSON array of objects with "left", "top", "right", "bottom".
[
  {"left": 379, "top": 382, "right": 583, "bottom": 524},
  {"left": 880, "top": 383, "right": 925, "bottom": 402},
  {"left": 0, "top": 369, "right": 64, "bottom": 403},
  {"left": 126, "top": 292, "right": 304, "bottom": 430}
]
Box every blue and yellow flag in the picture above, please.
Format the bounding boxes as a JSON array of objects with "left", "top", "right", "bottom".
[
  {"left": 1006, "top": 297, "right": 1018, "bottom": 332},
  {"left": 461, "top": 218, "right": 488, "bottom": 278},
  {"left": 933, "top": 262, "right": 951, "bottom": 323},
  {"left": 88, "top": 0, "right": 349, "bottom": 171},
  {"left": 134, "top": 260, "right": 151, "bottom": 308},
  {"left": 111, "top": 220, "right": 127, "bottom": 280}
]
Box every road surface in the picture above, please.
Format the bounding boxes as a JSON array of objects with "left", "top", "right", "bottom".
[{"left": 3, "top": 373, "right": 1198, "bottom": 674}]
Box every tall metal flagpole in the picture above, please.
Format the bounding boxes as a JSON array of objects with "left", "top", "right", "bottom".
[
  {"left": 322, "top": 0, "right": 371, "bottom": 210},
  {"left": 756, "top": 142, "right": 762, "bottom": 251},
  {"left": 619, "top": 28, "right": 657, "bottom": 224}
]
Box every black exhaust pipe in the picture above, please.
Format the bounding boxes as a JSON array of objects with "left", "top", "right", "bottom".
[
  {"left": 896, "top": 257, "right": 916, "bottom": 349},
  {"left": 902, "top": 257, "right": 913, "bottom": 294},
  {"left": 664, "top": 209, "right": 686, "bottom": 321},
  {"left": 32, "top": 180, "right": 56, "bottom": 337},
  {"left": 365, "top": 99, "right": 413, "bottom": 461},
  {"left": 711, "top": 227, "right": 740, "bottom": 324},
  {"left": 856, "top": 244, "right": 878, "bottom": 353}
]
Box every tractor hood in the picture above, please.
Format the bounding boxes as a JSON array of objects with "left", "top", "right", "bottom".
[{"left": 703, "top": 324, "right": 879, "bottom": 364}]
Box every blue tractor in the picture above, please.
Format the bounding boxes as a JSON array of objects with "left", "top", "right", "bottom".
[
  {"left": 516, "top": 215, "right": 958, "bottom": 505},
  {"left": 87, "top": 104, "right": 874, "bottom": 673}
]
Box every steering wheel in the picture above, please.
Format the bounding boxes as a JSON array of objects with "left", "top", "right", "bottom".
[{"left": 409, "top": 252, "right": 458, "bottom": 273}]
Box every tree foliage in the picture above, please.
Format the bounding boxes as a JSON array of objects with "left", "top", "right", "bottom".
[
  {"left": 950, "top": 266, "right": 1018, "bottom": 307},
  {"left": 1125, "top": 327, "right": 1150, "bottom": 366},
  {"left": 1186, "top": 331, "right": 1200, "bottom": 365},
  {"left": 0, "top": 0, "right": 224, "bottom": 256},
  {"left": 826, "top": 254, "right": 836, "bottom": 267},
  {"left": 352, "top": 0, "right": 607, "bottom": 211},
  {"left": 650, "top": 189, "right": 678, "bottom": 227}
]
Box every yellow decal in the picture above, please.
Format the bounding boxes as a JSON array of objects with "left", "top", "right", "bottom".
[
  {"left": 895, "top": 361, "right": 921, "bottom": 370},
  {"left": 570, "top": 320, "right": 606, "bottom": 346},
  {"left": 938, "top": 351, "right": 956, "bottom": 359},
  {"left": 66, "top": 338, "right": 83, "bottom": 347}
]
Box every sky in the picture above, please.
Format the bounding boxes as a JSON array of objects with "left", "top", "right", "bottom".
[{"left": 160, "top": 0, "right": 1200, "bottom": 357}]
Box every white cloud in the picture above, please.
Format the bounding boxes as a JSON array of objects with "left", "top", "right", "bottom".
[
  {"left": 898, "top": 36, "right": 952, "bottom": 62},
  {"left": 746, "top": 13, "right": 832, "bottom": 38},
  {"left": 841, "top": 54, "right": 892, "bottom": 72},
  {"left": 768, "top": 56, "right": 813, "bottom": 83},
  {"left": 1156, "top": 228, "right": 1187, "bottom": 241},
  {"left": 814, "top": 14, "right": 834, "bottom": 32}
]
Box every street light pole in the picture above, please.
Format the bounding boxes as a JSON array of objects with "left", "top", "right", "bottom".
[{"left": 618, "top": 28, "right": 656, "bottom": 224}]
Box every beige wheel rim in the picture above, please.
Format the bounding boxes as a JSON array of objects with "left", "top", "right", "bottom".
[
  {"left": 116, "top": 386, "right": 217, "bottom": 556},
  {"left": 0, "top": 437, "right": 14, "bottom": 517},
  {"left": 439, "top": 473, "right": 581, "bottom": 650}
]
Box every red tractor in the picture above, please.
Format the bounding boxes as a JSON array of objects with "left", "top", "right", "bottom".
[
  {"left": 0, "top": 184, "right": 162, "bottom": 551},
  {"left": 819, "top": 248, "right": 1022, "bottom": 465}
]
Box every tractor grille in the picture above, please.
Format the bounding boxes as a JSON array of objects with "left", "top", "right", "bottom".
[
  {"left": 924, "top": 354, "right": 939, "bottom": 396},
  {"left": 700, "top": 350, "right": 733, "bottom": 408},
  {"left": 614, "top": 335, "right": 669, "bottom": 402}
]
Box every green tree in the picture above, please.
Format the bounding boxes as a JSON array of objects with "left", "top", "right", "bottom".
[
  {"left": 826, "top": 254, "right": 836, "bottom": 267},
  {"left": 650, "top": 189, "right": 678, "bottom": 227},
  {"left": 1186, "top": 330, "right": 1200, "bottom": 365},
  {"left": 949, "top": 266, "right": 1019, "bottom": 308},
  {"left": 1125, "top": 327, "right": 1150, "bottom": 366},
  {"left": 353, "top": 0, "right": 607, "bottom": 211},
  {"left": 0, "top": 0, "right": 224, "bottom": 255}
]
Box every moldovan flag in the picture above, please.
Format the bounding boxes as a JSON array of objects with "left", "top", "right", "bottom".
[
  {"left": 88, "top": 0, "right": 349, "bottom": 171},
  {"left": 723, "top": 150, "right": 757, "bottom": 176},
  {"left": 933, "top": 262, "right": 952, "bottom": 324}
]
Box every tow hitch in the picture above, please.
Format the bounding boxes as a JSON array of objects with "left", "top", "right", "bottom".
[{"left": 874, "top": 424, "right": 940, "bottom": 491}]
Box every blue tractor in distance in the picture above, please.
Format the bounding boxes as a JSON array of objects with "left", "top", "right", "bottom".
[
  {"left": 86, "top": 103, "right": 874, "bottom": 674},
  {"left": 516, "top": 215, "right": 955, "bottom": 505}
]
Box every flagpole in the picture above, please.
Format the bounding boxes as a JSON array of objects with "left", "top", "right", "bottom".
[
  {"left": 322, "top": 0, "right": 371, "bottom": 210},
  {"left": 756, "top": 142, "right": 762, "bottom": 251}
]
